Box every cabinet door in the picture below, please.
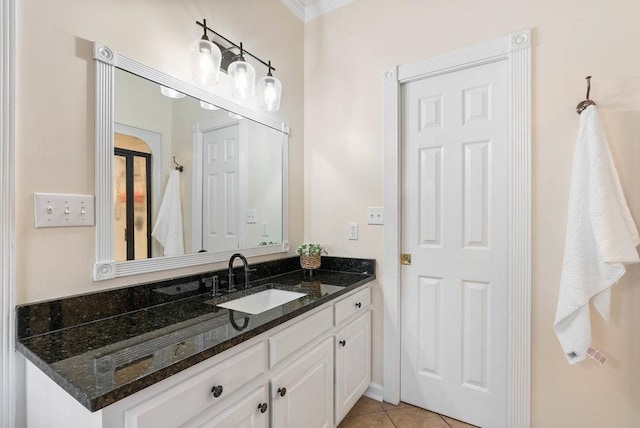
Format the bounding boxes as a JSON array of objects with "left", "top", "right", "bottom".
[
  {"left": 335, "top": 310, "right": 371, "bottom": 424},
  {"left": 270, "top": 338, "right": 333, "bottom": 428},
  {"left": 196, "top": 386, "right": 269, "bottom": 428}
]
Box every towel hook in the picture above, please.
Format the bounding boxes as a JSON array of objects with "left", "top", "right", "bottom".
[
  {"left": 173, "top": 157, "right": 184, "bottom": 172},
  {"left": 576, "top": 76, "right": 596, "bottom": 114}
]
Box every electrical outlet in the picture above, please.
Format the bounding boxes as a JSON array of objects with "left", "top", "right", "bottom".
[
  {"left": 367, "top": 207, "right": 384, "bottom": 225},
  {"left": 348, "top": 223, "right": 359, "bottom": 240},
  {"left": 262, "top": 222, "right": 269, "bottom": 237},
  {"left": 34, "top": 193, "right": 95, "bottom": 228},
  {"left": 246, "top": 209, "right": 257, "bottom": 224}
]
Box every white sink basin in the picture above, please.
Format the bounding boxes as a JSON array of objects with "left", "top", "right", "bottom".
[{"left": 217, "top": 289, "right": 307, "bottom": 315}]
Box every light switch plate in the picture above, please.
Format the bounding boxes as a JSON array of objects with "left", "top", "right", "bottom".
[
  {"left": 348, "top": 223, "right": 359, "bottom": 240},
  {"left": 34, "top": 193, "right": 95, "bottom": 228}
]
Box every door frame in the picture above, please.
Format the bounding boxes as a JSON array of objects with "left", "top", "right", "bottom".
[
  {"left": 382, "top": 29, "right": 532, "bottom": 427},
  {"left": 1, "top": 0, "right": 16, "bottom": 427}
]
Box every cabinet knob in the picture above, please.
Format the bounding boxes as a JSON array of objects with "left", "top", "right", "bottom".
[
  {"left": 278, "top": 387, "right": 287, "bottom": 397},
  {"left": 258, "top": 402, "right": 268, "bottom": 413},
  {"left": 339, "top": 340, "right": 346, "bottom": 347},
  {"left": 211, "top": 385, "right": 223, "bottom": 397},
  {"left": 355, "top": 302, "right": 362, "bottom": 308}
]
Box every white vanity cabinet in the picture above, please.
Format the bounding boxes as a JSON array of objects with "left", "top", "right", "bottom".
[
  {"left": 187, "top": 385, "right": 269, "bottom": 428},
  {"left": 270, "top": 338, "right": 334, "bottom": 428},
  {"left": 334, "top": 311, "right": 371, "bottom": 424},
  {"left": 23, "top": 284, "right": 372, "bottom": 428}
]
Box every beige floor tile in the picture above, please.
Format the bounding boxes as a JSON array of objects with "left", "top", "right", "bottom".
[
  {"left": 345, "top": 395, "right": 385, "bottom": 417},
  {"left": 380, "top": 400, "right": 412, "bottom": 411},
  {"left": 386, "top": 406, "right": 450, "bottom": 428},
  {"left": 338, "top": 411, "right": 396, "bottom": 428},
  {"left": 441, "top": 415, "right": 478, "bottom": 428}
]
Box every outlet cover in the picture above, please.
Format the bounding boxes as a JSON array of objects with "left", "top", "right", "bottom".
[
  {"left": 348, "top": 223, "right": 359, "bottom": 240},
  {"left": 246, "top": 209, "right": 257, "bottom": 224},
  {"left": 367, "top": 207, "right": 384, "bottom": 225}
]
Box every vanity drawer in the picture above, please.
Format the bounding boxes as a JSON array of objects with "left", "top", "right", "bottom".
[
  {"left": 334, "top": 286, "right": 370, "bottom": 326},
  {"left": 268, "top": 306, "right": 333, "bottom": 368},
  {"left": 124, "top": 341, "right": 267, "bottom": 428}
]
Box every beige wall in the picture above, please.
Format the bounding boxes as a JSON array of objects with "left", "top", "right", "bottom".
[
  {"left": 304, "top": 1, "right": 640, "bottom": 427},
  {"left": 15, "top": 0, "right": 304, "bottom": 303}
]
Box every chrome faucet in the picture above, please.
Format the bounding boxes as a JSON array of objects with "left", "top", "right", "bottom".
[{"left": 228, "top": 253, "right": 255, "bottom": 291}]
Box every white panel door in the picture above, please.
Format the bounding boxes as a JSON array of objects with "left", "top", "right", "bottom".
[
  {"left": 400, "top": 60, "right": 509, "bottom": 428},
  {"left": 202, "top": 124, "right": 240, "bottom": 251}
]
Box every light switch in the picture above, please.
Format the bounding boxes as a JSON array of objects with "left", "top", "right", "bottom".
[
  {"left": 246, "top": 209, "right": 257, "bottom": 224},
  {"left": 34, "top": 193, "right": 95, "bottom": 228}
]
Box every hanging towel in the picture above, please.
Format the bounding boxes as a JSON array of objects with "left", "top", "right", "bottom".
[
  {"left": 152, "top": 169, "right": 185, "bottom": 256},
  {"left": 554, "top": 105, "right": 640, "bottom": 364}
]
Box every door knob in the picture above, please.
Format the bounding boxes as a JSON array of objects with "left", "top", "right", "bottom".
[
  {"left": 339, "top": 340, "right": 346, "bottom": 347},
  {"left": 278, "top": 387, "right": 287, "bottom": 397},
  {"left": 258, "top": 402, "right": 268, "bottom": 413},
  {"left": 355, "top": 302, "right": 362, "bottom": 308},
  {"left": 211, "top": 385, "right": 223, "bottom": 397}
]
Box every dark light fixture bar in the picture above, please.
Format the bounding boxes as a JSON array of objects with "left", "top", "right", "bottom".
[{"left": 195, "top": 20, "right": 275, "bottom": 73}]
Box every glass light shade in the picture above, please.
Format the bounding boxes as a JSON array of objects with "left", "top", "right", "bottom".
[
  {"left": 190, "top": 38, "right": 222, "bottom": 86},
  {"left": 160, "top": 86, "right": 185, "bottom": 99},
  {"left": 228, "top": 112, "right": 244, "bottom": 120},
  {"left": 200, "top": 101, "right": 219, "bottom": 110},
  {"left": 257, "top": 75, "right": 282, "bottom": 112},
  {"left": 228, "top": 60, "right": 256, "bottom": 100}
]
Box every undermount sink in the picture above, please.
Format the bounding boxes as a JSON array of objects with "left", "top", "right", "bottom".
[{"left": 216, "top": 289, "right": 307, "bottom": 315}]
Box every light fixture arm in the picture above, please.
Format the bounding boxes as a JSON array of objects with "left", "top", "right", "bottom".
[{"left": 195, "top": 20, "right": 276, "bottom": 73}]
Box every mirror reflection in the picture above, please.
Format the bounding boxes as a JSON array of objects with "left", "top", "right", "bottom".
[{"left": 113, "top": 69, "right": 283, "bottom": 262}]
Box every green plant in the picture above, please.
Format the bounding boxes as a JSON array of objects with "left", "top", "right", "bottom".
[{"left": 296, "top": 243, "right": 327, "bottom": 256}]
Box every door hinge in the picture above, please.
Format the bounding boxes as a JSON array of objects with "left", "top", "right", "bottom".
[{"left": 401, "top": 253, "right": 411, "bottom": 265}]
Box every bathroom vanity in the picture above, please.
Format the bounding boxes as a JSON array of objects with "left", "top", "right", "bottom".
[{"left": 16, "top": 256, "right": 374, "bottom": 427}]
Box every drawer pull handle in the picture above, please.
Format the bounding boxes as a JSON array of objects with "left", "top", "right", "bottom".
[
  {"left": 339, "top": 340, "right": 346, "bottom": 347},
  {"left": 211, "top": 385, "right": 223, "bottom": 397},
  {"left": 355, "top": 302, "right": 362, "bottom": 308},
  {"left": 278, "top": 387, "right": 287, "bottom": 397},
  {"left": 258, "top": 402, "right": 268, "bottom": 413}
]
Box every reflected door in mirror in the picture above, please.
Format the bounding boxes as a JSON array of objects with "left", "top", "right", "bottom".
[{"left": 114, "top": 145, "right": 152, "bottom": 261}]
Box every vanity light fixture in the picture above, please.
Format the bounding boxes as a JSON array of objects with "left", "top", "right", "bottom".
[
  {"left": 160, "top": 85, "right": 186, "bottom": 99},
  {"left": 257, "top": 61, "right": 282, "bottom": 112},
  {"left": 228, "top": 43, "right": 256, "bottom": 101},
  {"left": 193, "top": 19, "right": 283, "bottom": 111},
  {"left": 228, "top": 112, "right": 244, "bottom": 120},
  {"left": 190, "top": 18, "right": 222, "bottom": 86}
]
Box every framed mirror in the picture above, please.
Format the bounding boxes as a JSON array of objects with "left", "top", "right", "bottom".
[{"left": 93, "top": 44, "right": 289, "bottom": 281}]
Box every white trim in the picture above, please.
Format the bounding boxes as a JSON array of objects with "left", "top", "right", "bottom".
[
  {"left": 0, "top": 1, "right": 16, "bottom": 427},
  {"left": 382, "top": 29, "right": 532, "bottom": 427},
  {"left": 304, "top": 0, "right": 355, "bottom": 21},
  {"left": 279, "top": 0, "right": 354, "bottom": 22},
  {"left": 363, "top": 383, "right": 384, "bottom": 402},
  {"left": 93, "top": 43, "right": 290, "bottom": 281},
  {"left": 279, "top": 0, "right": 306, "bottom": 22}
]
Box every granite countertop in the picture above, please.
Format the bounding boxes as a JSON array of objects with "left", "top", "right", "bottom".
[{"left": 16, "top": 256, "right": 375, "bottom": 412}]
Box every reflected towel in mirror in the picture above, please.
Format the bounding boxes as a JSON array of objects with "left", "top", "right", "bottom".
[{"left": 152, "top": 170, "right": 185, "bottom": 256}]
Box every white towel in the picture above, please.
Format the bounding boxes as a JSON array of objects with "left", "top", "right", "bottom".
[
  {"left": 554, "top": 105, "right": 639, "bottom": 364},
  {"left": 151, "top": 170, "right": 185, "bottom": 256}
]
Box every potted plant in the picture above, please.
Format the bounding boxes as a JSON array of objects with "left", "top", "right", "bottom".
[{"left": 296, "top": 243, "right": 327, "bottom": 270}]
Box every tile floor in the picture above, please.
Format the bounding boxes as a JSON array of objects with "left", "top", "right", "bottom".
[{"left": 338, "top": 396, "right": 478, "bottom": 428}]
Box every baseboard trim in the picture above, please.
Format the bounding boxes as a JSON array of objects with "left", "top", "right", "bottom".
[{"left": 364, "top": 382, "right": 384, "bottom": 402}]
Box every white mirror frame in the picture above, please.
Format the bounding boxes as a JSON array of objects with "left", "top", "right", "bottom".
[{"left": 93, "top": 43, "right": 289, "bottom": 281}]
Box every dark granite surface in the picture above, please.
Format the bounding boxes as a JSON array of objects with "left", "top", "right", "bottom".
[{"left": 16, "top": 256, "right": 375, "bottom": 412}]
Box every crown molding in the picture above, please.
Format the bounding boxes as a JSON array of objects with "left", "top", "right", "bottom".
[
  {"left": 280, "top": 0, "right": 306, "bottom": 22},
  {"left": 280, "top": 0, "right": 355, "bottom": 22}
]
